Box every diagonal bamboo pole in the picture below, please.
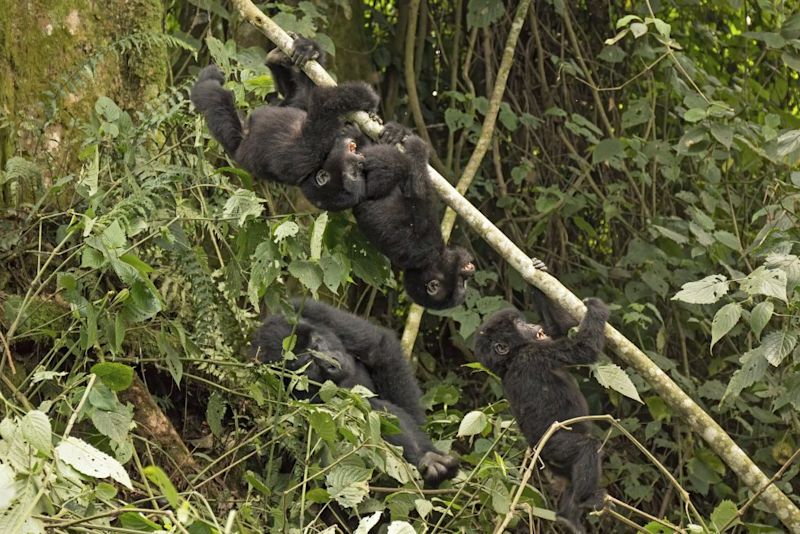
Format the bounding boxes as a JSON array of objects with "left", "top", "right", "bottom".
[{"left": 226, "top": 2, "right": 800, "bottom": 530}]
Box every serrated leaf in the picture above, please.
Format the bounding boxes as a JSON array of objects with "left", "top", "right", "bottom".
[
  {"left": 90, "top": 362, "right": 134, "bottom": 392},
  {"left": 143, "top": 465, "right": 180, "bottom": 508},
  {"left": 722, "top": 349, "right": 768, "bottom": 404},
  {"left": 714, "top": 230, "right": 741, "bottom": 251},
  {"left": 761, "top": 330, "right": 798, "bottom": 366},
  {"left": 0, "top": 464, "right": 17, "bottom": 509},
  {"left": 387, "top": 521, "right": 417, "bottom": 534},
  {"left": 288, "top": 260, "right": 323, "bottom": 294},
  {"left": 710, "top": 303, "right": 742, "bottom": 350},
  {"left": 384, "top": 451, "right": 410, "bottom": 484},
  {"left": 91, "top": 408, "right": 133, "bottom": 444},
  {"left": 749, "top": 301, "right": 773, "bottom": 339},
  {"left": 592, "top": 138, "right": 624, "bottom": 164},
  {"left": 710, "top": 499, "right": 739, "bottom": 531},
  {"left": 355, "top": 511, "right": 382, "bottom": 534},
  {"left": 652, "top": 225, "right": 689, "bottom": 244},
  {"left": 274, "top": 221, "right": 299, "bottom": 242},
  {"left": 310, "top": 212, "right": 328, "bottom": 260},
  {"left": 55, "top": 437, "right": 132, "bottom": 489},
  {"left": 206, "top": 392, "right": 226, "bottom": 437},
  {"left": 740, "top": 267, "right": 787, "bottom": 302},
  {"left": 222, "top": 189, "right": 264, "bottom": 227},
  {"left": 21, "top": 411, "right": 51, "bottom": 455},
  {"left": 672, "top": 275, "right": 729, "bottom": 304},
  {"left": 309, "top": 410, "right": 336, "bottom": 444},
  {"left": 592, "top": 364, "right": 642, "bottom": 403},
  {"left": 457, "top": 410, "right": 488, "bottom": 437}
]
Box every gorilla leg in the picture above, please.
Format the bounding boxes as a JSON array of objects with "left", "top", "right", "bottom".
[
  {"left": 190, "top": 66, "right": 243, "bottom": 156},
  {"left": 370, "top": 399, "right": 458, "bottom": 486},
  {"left": 542, "top": 432, "right": 602, "bottom": 531}
]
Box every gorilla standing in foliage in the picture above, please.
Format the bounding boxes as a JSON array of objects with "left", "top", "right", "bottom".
[
  {"left": 250, "top": 298, "right": 459, "bottom": 486},
  {"left": 474, "top": 285, "right": 609, "bottom": 533}
]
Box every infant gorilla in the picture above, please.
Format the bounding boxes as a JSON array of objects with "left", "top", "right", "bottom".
[
  {"left": 250, "top": 298, "right": 459, "bottom": 486},
  {"left": 474, "top": 291, "right": 609, "bottom": 533}
]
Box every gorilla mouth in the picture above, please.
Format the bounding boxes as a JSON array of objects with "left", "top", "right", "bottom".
[
  {"left": 347, "top": 140, "right": 358, "bottom": 153},
  {"left": 536, "top": 330, "right": 548, "bottom": 340}
]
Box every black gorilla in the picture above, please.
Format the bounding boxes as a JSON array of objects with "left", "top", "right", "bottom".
[
  {"left": 250, "top": 299, "right": 459, "bottom": 486},
  {"left": 190, "top": 38, "right": 380, "bottom": 212},
  {"left": 353, "top": 133, "right": 475, "bottom": 309},
  {"left": 474, "top": 292, "right": 609, "bottom": 533}
]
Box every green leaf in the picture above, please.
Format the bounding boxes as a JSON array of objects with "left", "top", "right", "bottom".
[
  {"left": 274, "top": 221, "right": 299, "bottom": 242},
  {"left": 683, "top": 108, "right": 707, "bottom": 122},
  {"left": 387, "top": 521, "right": 417, "bottom": 534},
  {"left": 310, "top": 212, "right": 328, "bottom": 261},
  {"left": 0, "top": 464, "right": 17, "bottom": 509},
  {"left": 740, "top": 267, "right": 787, "bottom": 302},
  {"left": 457, "top": 410, "right": 488, "bottom": 437},
  {"left": 288, "top": 260, "right": 323, "bottom": 294},
  {"left": 749, "top": 301, "right": 773, "bottom": 339},
  {"left": 710, "top": 500, "right": 739, "bottom": 531},
  {"left": 21, "top": 410, "right": 51, "bottom": 454},
  {"left": 91, "top": 362, "right": 134, "bottom": 392},
  {"left": 761, "top": 330, "right": 798, "bottom": 366},
  {"left": 592, "top": 138, "right": 624, "bottom": 164},
  {"left": 592, "top": 364, "right": 643, "bottom": 403},
  {"left": 355, "top": 511, "right": 383, "bottom": 533},
  {"left": 709, "top": 123, "right": 734, "bottom": 148},
  {"left": 466, "top": 0, "right": 504, "bottom": 29},
  {"left": 710, "top": 303, "right": 742, "bottom": 350},
  {"left": 782, "top": 52, "right": 800, "bottom": 73},
  {"left": 206, "top": 391, "right": 227, "bottom": 437},
  {"left": 485, "top": 478, "right": 511, "bottom": 514},
  {"left": 722, "top": 349, "right": 768, "bottom": 404},
  {"left": 248, "top": 241, "right": 281, "bottom": 310},
  {"left": 91, "top": 408, "right": 134, "bottom": 443},
  {"left": 55, "top": 436, "right": 132, "bottom": 489},
  {"left": 222, "top": 188, "right": 264, "bottom": 227},
  {"left": 630, "top": 22, "right": 648, "bottom": 38},
  {"left": 714, "top": 231, "right": 741, "bottom": 251},
  {"left": 119, "top": 512, "right": 161, "bottom": 531},
  {"left": 650, "top": 17, "right": 671, "bottom": 38},
  {"left": 305, "top": 487, "right": 331, "bottom": 504},
  {"left": 143, "top": 465, "right": 180, "bottom": 508},
  {"left": 743, "top": 31, "right": 786, "bottom": 48},
  {"left": 652, "top": 225, "right": 689, "bottom": 244},
  {"left": 672, "top": 275, "right": 729, "bottom": 304},
  {"left": 308, "top": 410, "right": 336, "bottom": 444},
  {"left": 320, "top": 255, "right": 348, "bottom": 293},
  {"left": 616, "top": 14, "right": 642, "bottom": 29},
  {"left": 444, "top": 108, "right": 473, "bottom": 131}
]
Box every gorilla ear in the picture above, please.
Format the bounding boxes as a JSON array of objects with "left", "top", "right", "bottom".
[
  {"left": 493, "top": 342, "right": 509, "bottom": 355},
  {"left": 315, "top": 169, "right": 330, "bottom": 186}
]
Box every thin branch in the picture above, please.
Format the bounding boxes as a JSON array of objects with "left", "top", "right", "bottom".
[{"left": 223, "top": 2, "right": 800, "bottom": 529}]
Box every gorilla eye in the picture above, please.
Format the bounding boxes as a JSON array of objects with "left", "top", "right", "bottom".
[
  {"left": 493, "top": 342, "right": 509, "bottom": 355},
  {"left": 315, "top": 170, "right": 330, "bottom": 186},
  {"left": 426, "top": 280, "right": 440, "bottom": 295}
]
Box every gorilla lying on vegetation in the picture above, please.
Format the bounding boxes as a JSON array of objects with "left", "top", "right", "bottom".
[
  {"left": 474, "top": 281, "right": 609, "bottom": 533},
  {"left": 250, "top": 298, "right": 459, "bottom": 486}
]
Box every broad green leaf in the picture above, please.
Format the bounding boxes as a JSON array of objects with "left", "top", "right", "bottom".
[
  {"left": 91, "top": 362, "right": 134, "bottom": 392},
  {"left": 714, "top": 230, "right": 741, "bottom": 251},
  {"left": 485, "top": 478, "right": 511, "bottom": 514},
  {"left": 305, "top": 487, "right": 331, "bottom": 504},
  {"left": 384, "top": 452, "right": 411, "bottom": 484},
  {"left": 782, "top": 52, "right": 800, "bottom": 73},
  {"left": 310, "top": 212, "right": 329, "bottom": 260},
  {"left": 308, "top": 410, "right": 336, "bottom": 444},
  {"left": 592, "top": 364, "right": 642, "bottom": 403},
  {"left": 710, "top": 303, "right": 742, "bottom": 350},
  {"left": 672, "top": 275, "right": 729, "bottom": 304},
  {"left": 761, "top": 330, "right": 798, "bottom": 366},
  {"left": 55, "top": 436, "right": 132, "bottom": 489},
  {"left": 387, "top": 522, "right": 417, "bottom": 534},
  {"left": 710, "top": 500, "right": 739, "bottom": 531},
  {"left": 91, "top": 408, "right": 134, "bottom": 443},
  {"left": 592, "top": 138, "right": 624, "bottom": 164},
  {"left": 740, "top": 267, "right": 787, "bottom": 302},
  {"left": 0, "top": 464, "right": 17, "bottom": 509},
  {"left": 709, "top": 123, "right": 734, "bottom": 148},
  {"left": 684, "top": 108, "right": 707, "bottom": 122},
  {"left": 274, "top": 221, "right": 299, "bottom": 242},
  {"left": 206, "top": 391, "right": 226, "bottom": 437},
  {"left": 119, "top": 512, "right": 161, "bottom": 531},
  {"left": 21, "top": 410, "right": 51, "bottom": 454},
  {"left": 650, "top": 17, "right": 671, "bottom": 38},
  {"left": 355, "top": 511, "right": 382, "bottom": 534},
  {"left": 749, "top": 301, "right": 773, "bottom": 339},
  {"left": 743, "top": 31, "right": 786, "bottom": 48},
  {"left": 616, "top": 14, "right": 642, "bottom": 29},
  {"left": 722, "top": 349, "right": 768, "bottom": 404},
  {"left": 457, "top": 410, "right": 488, "bottom": 437},
  {"left": 288, "top": 260, "right": 323, "bottom": 294},
  {"left": 444, "top": 108, "right": 473, "bottom": 131},
  {"left": 247, "top": 241, "right": 281, "bottom": 310},
  {"left": 222, "top": 189, "right": 264, "bottom": 227},
  {"left": 630, "top": 22, "right": 648, "bottom": 37},
  {"left": 652, "top": 225, "right": 689, "bottom": 244},
  {"left": 320, "top": 255, "right": 347, "bottom": 293},
  {"left": 414, "top": 499, "right": 433, "bottom": 520},
  {"left": 143, "top": 465, "right": 180, "bottom": 508}
]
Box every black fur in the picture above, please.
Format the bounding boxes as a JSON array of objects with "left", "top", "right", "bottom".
[
  {"left": 353, "top": 135, "right": 475, "bottom": 309},
  {"left": 250, "top": 299, "right": 459, "bottom": 486},
  {"left": 474, "top": 295, "right": 610, "bottom": 533},
  {"left": 190, "top": 37, "right": 379, "bottom": 211}
]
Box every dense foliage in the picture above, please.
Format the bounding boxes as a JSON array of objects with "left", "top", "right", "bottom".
[{"left": 0, "top": 0, "right": 799, "bottom": 532}]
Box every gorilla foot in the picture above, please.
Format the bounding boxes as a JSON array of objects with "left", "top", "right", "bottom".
[{"left": 418, "top": 451, "right": 459, "bottom": 486}]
